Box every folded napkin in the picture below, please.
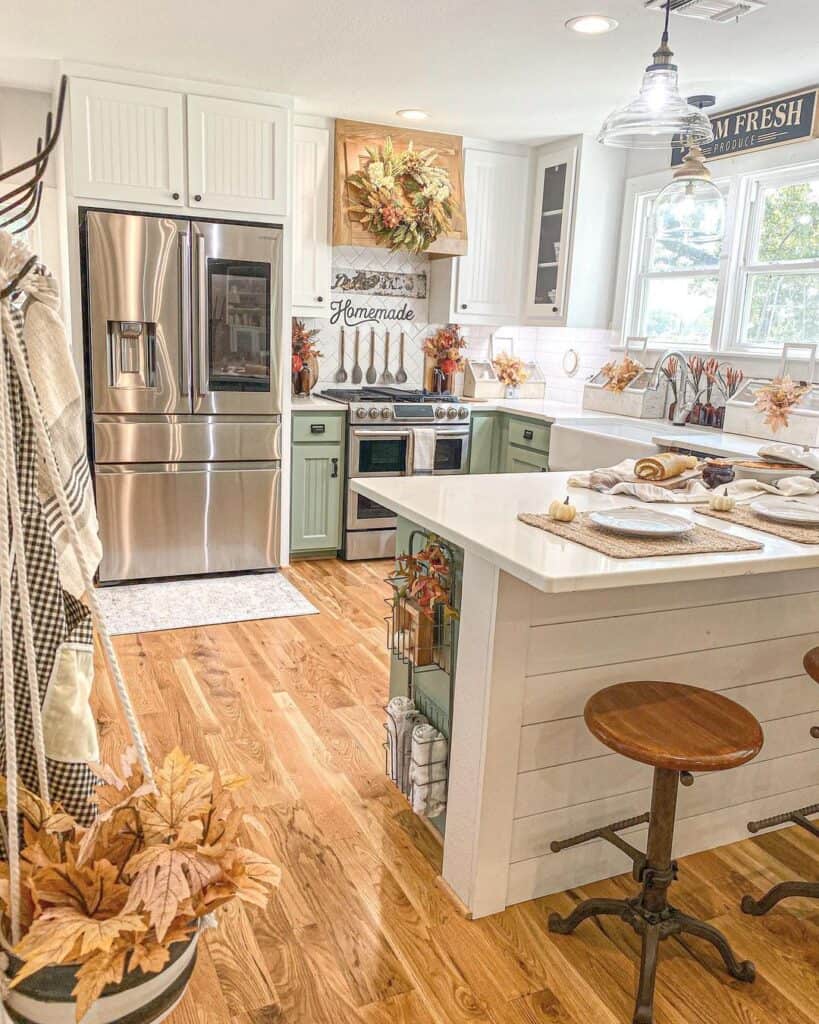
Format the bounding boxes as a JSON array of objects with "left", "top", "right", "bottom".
[
  {"left": 570, "top": 459, "right": 819, "bottom": 505},
  {"left": 410, "top": 722, "right": 448, "bottom": 818}
]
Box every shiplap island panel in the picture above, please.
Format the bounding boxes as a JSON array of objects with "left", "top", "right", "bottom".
[{"left": 351, "top": 472, "right": 819, "bottom": 918}]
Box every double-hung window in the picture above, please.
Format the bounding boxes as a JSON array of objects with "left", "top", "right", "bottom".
[
  {"left": 627, "top": 189, "right": 724, "bottom": 349},
  {"left": 622, "top": 159, "right": 819, "bottom": 354},
  {"left": 733, "top": 169, "right": 819, "bottom": 350}
]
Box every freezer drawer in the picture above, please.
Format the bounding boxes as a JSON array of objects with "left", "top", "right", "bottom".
[
  {"left": 95, "top": 461, "right": 281, "bottom": 582},
  {"left": 93, "top": 415, "right": 282, "bottom": 464}
]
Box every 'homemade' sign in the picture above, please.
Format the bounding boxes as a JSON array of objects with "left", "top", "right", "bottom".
[{"left": 672, "top": 88, "right": 819, "bottom": 165}]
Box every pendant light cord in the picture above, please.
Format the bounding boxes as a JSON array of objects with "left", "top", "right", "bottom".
[{"left": 663, "top": 1, "right": 671, "bottom": 44}]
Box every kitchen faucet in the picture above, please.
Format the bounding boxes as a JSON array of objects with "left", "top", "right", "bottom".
[{"left": 648, "top": 350, "right": 695, "bottom": 426}]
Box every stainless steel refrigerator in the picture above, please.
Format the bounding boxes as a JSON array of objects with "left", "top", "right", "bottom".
[{"left": 82, "top": 209, "right": 283, "bottom": 583}]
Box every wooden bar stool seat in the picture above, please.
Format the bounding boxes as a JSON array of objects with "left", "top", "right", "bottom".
[
  {"left": 740, "top": 648, "right": 819, "bottom": 916},
  {"left": 548, "top": 680, "right": 763, "bottom": 1024}
]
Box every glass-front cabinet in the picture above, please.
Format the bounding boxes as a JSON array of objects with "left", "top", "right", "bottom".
[{"left": 524, "top": 144, "right": 577, "bottom": 321}]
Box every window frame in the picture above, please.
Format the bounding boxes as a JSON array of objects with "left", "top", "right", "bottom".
[{"left": 617, "top": 151, "right": 819, "bottom": 358}]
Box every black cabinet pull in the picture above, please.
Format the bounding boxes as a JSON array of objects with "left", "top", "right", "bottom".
[
  {"left": 316, "top": 295, "right": 324, "bottom": 303},
  {"left": 310, "top": 423, "right": 326, "bottom": 434},
  {"left": 330, "top": 457, "right": 339, "bottom": 478},
  {"left": 171, "top": 191, "right": 180, "bottom": 200},
  {"left": 552, "top": 306, "right": 559, "bottom": 313},
  {"left": 193, "top": 194, "right": 202, "bottom": 202},
  {"left": 523, "top": 429, "right": 534, "bottom": 441},
  {"left": 461, "top": 303, "right": 467, "bottom": 310}
]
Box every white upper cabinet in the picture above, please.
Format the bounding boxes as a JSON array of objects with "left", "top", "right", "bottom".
[
  {"left": 523, "top": 136, "right": 627, "bottom": 328},
  {"left": 70, "top": 79, "right": 185, "bottom": 206},
  {"left": 187, "top": 95, "right": 288, "bottom": 216},
  {"left": 292, "top": 122, "right": 331, "bottom": 317},
  {"left": 428, "top": 144, "right": 528, "bottom": 325},
  {"left": 523, "top": 144, "right": 577, "bottom": 322}
]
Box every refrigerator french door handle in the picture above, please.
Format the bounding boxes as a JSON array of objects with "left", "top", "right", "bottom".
[
  {"left": 179, "top": 231, "right": 191, "bottom": 397},
  {"left": 195, "top": 231, "right": 210, "bottom": 396}
]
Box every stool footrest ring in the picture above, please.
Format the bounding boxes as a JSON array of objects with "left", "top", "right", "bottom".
[{"left": 747, "top": 803, "right": 819, "bottom": 835}]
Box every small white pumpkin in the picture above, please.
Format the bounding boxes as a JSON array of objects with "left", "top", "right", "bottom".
[
  {"left": 709, "top": 488, "right": 736, "bottom": 512},
  {"left": 549, "top": 496, "right": 577, "bottom": 522}
]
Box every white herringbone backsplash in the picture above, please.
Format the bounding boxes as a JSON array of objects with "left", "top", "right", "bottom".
[{"left": 301, "top": 246, "right": 614, "bottom": 397}]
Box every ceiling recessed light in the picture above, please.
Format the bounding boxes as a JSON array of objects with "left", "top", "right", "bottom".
[
  {"left": 565, "top": 14, "right": 619, "bottom": 35},
  {"left": 396, "top": 108, "right": 430, "bottom": 121}
]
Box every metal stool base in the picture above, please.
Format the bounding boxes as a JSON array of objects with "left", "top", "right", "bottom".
[{"left": 741, "top": 803, "right": 819, "bottom": 916}]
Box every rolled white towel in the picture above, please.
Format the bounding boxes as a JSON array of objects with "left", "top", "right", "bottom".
[
  {"left": 386, "top": 697, "right": 422, "bottom": 792},
  {"left": 410, "top": 722, "right": 448, "bottom": 818}
]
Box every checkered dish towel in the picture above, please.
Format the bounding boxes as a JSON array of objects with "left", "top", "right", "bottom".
[{"left": 0, "top": 232, "right": 102, "bottom": 595}]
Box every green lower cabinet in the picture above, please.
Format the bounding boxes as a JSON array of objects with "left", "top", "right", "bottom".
[
  {"left": 504, "top": 444, "right": 549, "bottom": 473},
  {"left": 290, "top": 441, "right": 343, "bottom": 554},
  {"left": 468, "top": 411, "right": 497, "bottom": 473}
]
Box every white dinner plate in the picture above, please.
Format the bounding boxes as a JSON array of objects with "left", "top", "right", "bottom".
[
  {"left": 750, "top": 497, "right": 819, "bottom": 526},
  {"left": 588, "top": 507, "right": 695, "bottom": 538}
]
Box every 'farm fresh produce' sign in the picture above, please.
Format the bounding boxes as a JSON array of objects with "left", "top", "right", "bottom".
[{"left": 672, "top": 88, "right": 819, "bottom": 166}]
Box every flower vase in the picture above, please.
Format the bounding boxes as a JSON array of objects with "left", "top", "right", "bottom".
[
  {"left": 292, "top": 356, "right": 319, "bottom": 397},
  {"left": 505, "top": 385, "right": 520, "bottom": 399},
  {"left": 432, "top": 368, "right": 453, "bottom": 395}
]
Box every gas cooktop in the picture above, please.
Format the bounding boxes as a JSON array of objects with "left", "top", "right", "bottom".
[{"left": 320, "top": 387, "right": 459, "bottom": 404}]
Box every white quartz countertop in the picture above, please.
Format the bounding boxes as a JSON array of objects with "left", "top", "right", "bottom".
[
  {"left": 351, "top": 472, "right": 819, "bottom": 594},
  {"left": 291, "top": 395, "right": 345, "bottom": 412}
]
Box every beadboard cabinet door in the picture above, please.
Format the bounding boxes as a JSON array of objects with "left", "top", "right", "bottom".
[
  {"left": 187, "top": 95, "right": 288, "bottom": 216},
  {"left": 293, "top": 123, "right": 331, "bottom": 317},
  {"left": 70, "top": 79, "right": 185, "bottom": 206},
  {"left": 290, "top": 443, "right": 342, "bottom": 552},
  {"left": 455, "top": 148, "right": 528, "bottom": 319}
]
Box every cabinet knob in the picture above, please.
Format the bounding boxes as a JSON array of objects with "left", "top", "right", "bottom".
[
  {"left": 316, "top": 296, "right": 324, "bottom": 303},
  {"left": 171, "top": 191, "right": 180, "bottom": 200},
  {"left": 460, "top": 304, "right": 467, "bottom": 310},
  {"left": 552, "top": 306, "right": 559, "bottom": 313},
  {"left": 194, "top": 194, "right": 202, "bottom": 202}
]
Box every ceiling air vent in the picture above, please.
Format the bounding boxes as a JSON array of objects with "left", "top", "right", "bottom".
[{"left": 644, "top": 0, "right": 766, "bottom": 23}]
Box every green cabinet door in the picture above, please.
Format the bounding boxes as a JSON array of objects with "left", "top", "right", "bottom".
[
  {"left": 469, "top": 411, "right": 497, "bottom": 473},
  {"left": 290, "top": 443, "right": 342, "bottom": 552},
  {"left": 504, "top": 444, "right": 549, "bottom": 473}
]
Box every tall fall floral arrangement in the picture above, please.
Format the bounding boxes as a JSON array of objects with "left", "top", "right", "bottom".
[
  {"left": 0, "top": 748, "right": 280, "bottom": 1021},
  {"left": 292, "top": 319, "right": 322, "bottom": 375},
  {"left": 423, "top": 325, "right": 467, "bottom": 378},
  {"left": 347, "top": 138, "right": 454, "bottom": 253},
  {"left": 754, "top": 375, "right": 810, "bottom": 431}
]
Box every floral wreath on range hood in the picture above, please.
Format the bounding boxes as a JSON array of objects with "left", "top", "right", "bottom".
[{"left": 346, "top": 137, "right": 454, "bottom": 254}]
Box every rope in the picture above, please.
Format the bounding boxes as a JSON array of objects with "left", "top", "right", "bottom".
[
  {"left": 1, "top": 311, "right": 154, "bottom": 786},
  {"left": 0, "top": 346, "right": 49, "bottom": 804},
  {"left": 0, "top": 324, "right": 21, "bottom": 945}
]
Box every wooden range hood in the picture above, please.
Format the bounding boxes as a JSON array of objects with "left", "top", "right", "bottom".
[{"left": 332, "top": 118, "right": 467, "bottom": 257}]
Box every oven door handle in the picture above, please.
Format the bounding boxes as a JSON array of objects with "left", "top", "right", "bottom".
[{"left": 351, "top": 430, "right": 412, "bottom": 438}]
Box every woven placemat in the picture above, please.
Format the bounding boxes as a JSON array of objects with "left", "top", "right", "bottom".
[
  {"left": 518, "top": 510, "right": 763, "bottom": 559},
  {"left": 696, "top": 505, "right": 819, "bottom": 545}
]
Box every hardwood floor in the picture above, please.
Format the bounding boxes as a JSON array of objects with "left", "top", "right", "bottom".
[{"left": 92, "top": 558, "right": 819, "bottom": 1024}]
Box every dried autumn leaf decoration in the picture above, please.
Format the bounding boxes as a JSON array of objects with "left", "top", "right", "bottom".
[
  {"left": 0, "top": 748, "right": 280, "bottom": 1021},
  {"left": 600, "top": 355, "right": 643, "bottom": 393},
  {"left": 753, "top": 375, "right": 810, "bottom": 431}
]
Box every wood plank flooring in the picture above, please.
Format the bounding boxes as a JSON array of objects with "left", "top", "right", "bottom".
[{"left": 92, "top": 558, "right": 819, "bottom": 1024}]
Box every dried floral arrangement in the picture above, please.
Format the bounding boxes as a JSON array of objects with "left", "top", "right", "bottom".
[
  {"left": 753, "top": 375, "right": 810, "bottom": 431},
  {"left": 389, "top": 540, "right": 458, "bottom": 622},
  {"left": 722, "top": 365, "right": 745, "bottom": 399},
  {"left": 599, "top": 355, "right": 643, "bottom": 393},
  {"left": 423, "top": 325, "right": 467, "bottom": 375},
  {"left": 292, "top": 319, "right": 322, "bottom": 375},
  {"left": 493, "top": 352, "right": 530, "bottom": 389},
  {"left": 347, "top": 138, "right": 454, "bottom": 253},
  {"left": 0, "top": 748, "right": 280, "bottom": 1021}
]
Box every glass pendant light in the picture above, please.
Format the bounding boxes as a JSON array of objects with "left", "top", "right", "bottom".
[
  {"left": 598, "top": 2, "right": 714, "bottom": 150},
  {"left": 654, "top": 96, "right": 725, "bottom": 244}
]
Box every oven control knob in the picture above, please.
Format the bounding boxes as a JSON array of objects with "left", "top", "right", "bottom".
[
  {"left": 368, "top": 407, "right": 380, "bottom": 419},
  {"left": 380, "top": 407, "right": 391, "bottom": 419},
  {"left": 435, "top": 407, "right": 447, "bottom": 419},
  {"left": 457, "top": 407, "right": 468, "bottom": 419},
  {"left": 355, "top": 408, "right": 367, "bottom": 419},
  {"left": 446, "top": 407, "right": 458, "bottom": 419}
]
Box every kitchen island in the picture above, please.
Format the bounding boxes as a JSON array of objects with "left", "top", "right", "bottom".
[{"left": 352, "top": 472, "right": 819, "bottom": 918}]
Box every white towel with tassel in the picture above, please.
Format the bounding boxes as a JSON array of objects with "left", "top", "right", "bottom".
[
  {"left": 412, "top": 428, "right": 436, "bottom": 474},
  {"left": 410, "top": 722, "right": 448, "bottom": 818}
]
